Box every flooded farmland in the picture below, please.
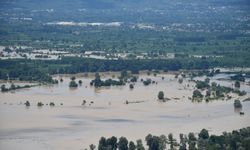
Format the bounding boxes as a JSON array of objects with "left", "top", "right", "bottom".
[{"left": 0, "top": 72, "right": 250, "bottom": 150}]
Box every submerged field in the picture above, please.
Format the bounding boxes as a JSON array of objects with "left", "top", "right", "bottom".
[{"left": 0, "top": 71, "right": 249, "bottom": 150}]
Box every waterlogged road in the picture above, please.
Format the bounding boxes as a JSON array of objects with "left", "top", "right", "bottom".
[{"left": 0, "top": 73, "right": 250, "bottom": 150}]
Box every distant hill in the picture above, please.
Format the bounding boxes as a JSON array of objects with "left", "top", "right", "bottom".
[{"left": 1, "top": 0, "right": 249, "bottom": 10}]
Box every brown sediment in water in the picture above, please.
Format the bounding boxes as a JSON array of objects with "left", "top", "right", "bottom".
[{"left": 0, "top": 72, "right": 250, "bottom": 150}]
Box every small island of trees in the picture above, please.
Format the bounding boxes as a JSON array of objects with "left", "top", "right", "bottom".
[{"left": 192, "top": 79, "right": 246, "bottom": 102}]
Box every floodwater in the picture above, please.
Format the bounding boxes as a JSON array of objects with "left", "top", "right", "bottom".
[{"left": 0, "top": 73, "right": 249, "bottom": 150}]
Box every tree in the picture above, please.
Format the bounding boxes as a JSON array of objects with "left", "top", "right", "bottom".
[
  {"left": 205, "top": 78, "right": 210, "bottom": 83},
  {"left": 49, "top": 102, "right": 55, "bottom": 106},
  {"left": 159, "top": 135, "right": 167, "bottom": 150},
  {"left": 129, "top": 84, "right": 134, "bottom": 89},
  {"left": 234, "top": 100, "right": 242, "bottom": 108},
  {"left": 98, "top": 137, "right": 107, "bottom": 150},
  {"left": 145, "top": 134, "right": 153, "bottom": 148},
  {"left": 107, "top": 136, "right": 118, "bottom": 150},
  {"left": 168, "top": 133, "right": 176, "bottom": 150},
  {"left": 192, "top": 90, "right": 203, "bottom": 100},
  {"left": 71, "top": 76, "right": 76, "bottom": 80},
  {"left": 92, "top": 73, "right": 102, "bottom": 87},
  {"left": 199, "top": 129, "right": 209, "bottom": 139},
  {"left": 1, "top": 84, "right": 8, "bottom": 92},
  {"left": 235, "top": 81, "right": 240, "bottom": 88},
  {"left": 158, "top": 91, "right": 164, "bottom": 100},
  {"left": 129, "top": 141, "right": 136, "bottom": 150},
  {"left": 130, "top": 76, "right": 137, "bottom": 82},
  {"left": 178, "top": 78, "right": 183, "bottom": 84},
  {"left": 10, "top": 83, "right": 16, "bottom": 90},
  {"left": 143, "top": 79, "right": 151, "bottom": 86},
  {"left": 198, "top": 129, "right": 210, "bottom": 149},
  {"left": 93, "top": 127, "right": 250, "bottom": 150},
  {"left": 231, "top": 74, "right": 245, "bottom": 82},
  {"left": 69, "top": 80, "right": 78, "bottom": 87},
  {"left": 196, "top": 81, "right": 210, "bottom": 89},
  {"left": 179, "top": 133, "right": 187, "bottom": 150},
  {"left": 95, "top": 73, "right": 101, "bottom": 81},
  {"left": 37, "top": 102, "right": 44, "bottom": 107},
  {"left": 136, "top": 139, "right": 145, "bottom": 150},
  {"left": 188, "top": 133, "right": 197, "bottom": 150},
  {"left": 89, "top": 144, "right": 96, "bottom": 150},
  {"left": 24, "top": 101, "right": 30, "bottom": 107},
  {"left": 145, "top": 134, "right": 160, "bottom": 150},
  {"left": 121, "top": 70, "right": 128, "bottom": 79},
  {"left": 78, "top": 80, "right": 83, "bottom": 85},
  {"left": 118, "top": 137, "right": 128, "bottom": 150}
]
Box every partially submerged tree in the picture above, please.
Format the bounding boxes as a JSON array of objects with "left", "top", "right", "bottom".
[
  {"left": 192, "top": 90, "right": 203, "bottom": 100},
  {"left": 89, "top": 144, "right": 96, "bottom": 150},
  {"left": 24, "top": 101, "right": 30, "bottom": 107},
  {"left": 158, "top": 91, "right": 164, "bottom": 100},
  {"left": 69, "top": 80, "right": 78, "bottom": 88},
  {"left": 129, "top": 84, "right": 134, "bottom": 89},
  {"left": 234, "top": 100, "right": 242, "bottom": 108},
  {"left": 235, "top": 81, "right": 240, "bottom": 88},
  {"left": 1, "top": 84, "right": 8, "bottom": 92}
]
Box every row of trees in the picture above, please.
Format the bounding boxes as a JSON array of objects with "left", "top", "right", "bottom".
[
  {"left": 0, "top": 57, "right": 249, "bottom": 84},
  {"left": 90, "top": 73, "right": 125, "bottom": 87},
  {"left": 89, "top": 127, "right": 250, "bottom": 150},
  {"left": 1, "top": 83, "right": 33, "bottom": 92},
  {"left": 90, "top": 71, "right": 140, "bottom": 87}
]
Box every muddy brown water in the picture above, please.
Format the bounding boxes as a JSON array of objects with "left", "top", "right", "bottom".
[{"left": 0, "top": 73, "right": 249, "bottom": 150}]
